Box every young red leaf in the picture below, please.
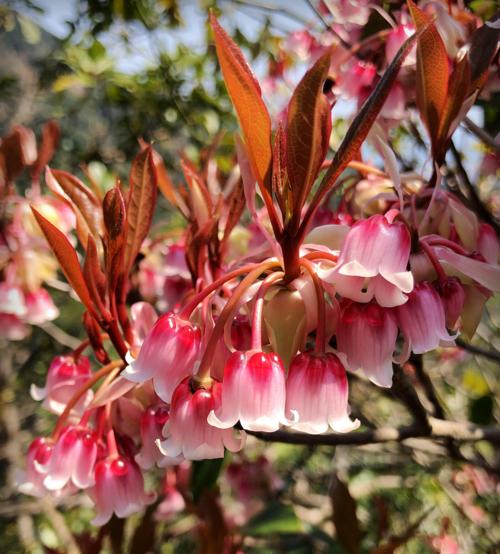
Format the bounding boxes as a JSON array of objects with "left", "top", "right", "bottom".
[
  {"left": 31, "top": 206, "right": 94, "bottom": 314},
  {"left": 408, "top": 0, "right": 449, "bottom": 149},
  {"left": 31, "top": 120, "right": 60, "bottom": 183},
  {"left": 209, "top": 13, "right": 272, "bottom": 191},
  {"left": 468, "top": 20, "right": 500, "bottom": 92},
  {"left": 300, "top": 26, "right": 421, "bottom": 238},
  {"left": 46, "top": 168, "right": 103, "bottom": 249},
  {"left": 286, "top": 52, "right": 332, "bottom": 230},
  {"left": 435, "top": 52, "right": 471, "bottom": 162},
  {"left": 124, "top": 146, "right": 157, "bottom": 273},
  {"left": 83, "top": 234, "right": 109, "bottom": 318},
  {"left": 272, "top": 123, "right": 291, "bottom": 226},
  {"left": 103, "top": 187, "right": 126, "bottom": 291},
  {"left": 0, "top": 126, "right": 37, "bottom": 185}
]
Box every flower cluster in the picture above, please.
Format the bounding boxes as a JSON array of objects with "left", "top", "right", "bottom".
[{"left": 12, "top": 4, "right": 499, "bottom": 530}]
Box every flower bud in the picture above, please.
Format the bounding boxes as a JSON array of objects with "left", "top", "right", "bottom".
[
  {"left": 136, "top": 404, "right": 170, "bottom": 469},
  {"left": 434, "top": 277, "right": 465, "bottom": 329}
]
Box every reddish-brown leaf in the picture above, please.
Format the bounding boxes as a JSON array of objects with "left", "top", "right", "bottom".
[
  {"left": 181, "top": 157, "right": 212, "bottom": 228},
  {"left": 435, "top": 51, "right": 471, "bottom": 161},
  {"left": 272, "top": 123, "right": 291, "bottom": 225},
  {"left": 210, "top": 13, "right": 272, "bottom": 190},
  {"left": 103, "top": 187, "right": 126, "bottom": 291},
  {"left": 124, "top": 146, "right": 157, "bottom": 273},
  {"left": 31, "top": 207, "right": 94, "bottom": 313},
  {"left": 408, "top": 0, "right": 449, "bottom": 147},
  {"left": 286, "top": 52, "right": 331, "bottom": 229},
  {"left": 0, "top": 126, "right": 37, "bottom": 185},
  {"left": 83, "top": 235, "right": 108, "bottom": 317},
  {"left": 31, "top": 120, "right": 60, "bottom": 182},
  {"left": 468, "top": 20, "right": 500, "bottom": 92},
  {"left": 303, "top": 27, "right": 421, "bottom": 235},
  {"left": 46, "top": 168, "right": 103, "bottom": 250}
]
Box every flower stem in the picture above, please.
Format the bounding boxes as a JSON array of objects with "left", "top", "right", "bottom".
[
  {"left": 419, "top": 240, "right": 447, "bottom": 281},
  {"left": 180, "top": 260, "right": 278, "bottom": 320},
  {"left": 52, "top": 359, "right": 124, "bottom": 439},
  {"left": 250, "top": 272, "right": 284, "bottom": 351},
  {"left": 299, "top": 258, "right": 326, "bottom": 352},
  {"left": 194, "top": 261, "right": 280, "bottom": 384}
]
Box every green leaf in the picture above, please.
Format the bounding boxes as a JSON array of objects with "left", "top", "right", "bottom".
[
  {"left": 244, "top": 502, "right": 303, "bottom": 536},
  {"left": 190, "top": 457, "right": 224, "bottom": 503}
]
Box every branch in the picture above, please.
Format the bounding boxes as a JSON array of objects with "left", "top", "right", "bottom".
[
  {"left": 247, "top": 417, "right": 500, "bottom": 446},
  {"left": 391, "top": 365, "right": 431, "bottom": 431},
  {"left": 450, "top": 141, "right": 500, "bottom": 235},
  {"left": 456, "top": 337, "right": 500, "bottom": 363},
  {"left": 463, "top": 116, "right": 500, "bottom": 155}
]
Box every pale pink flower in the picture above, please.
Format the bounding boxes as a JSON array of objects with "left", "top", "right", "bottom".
[
  {"left": 89, "top": 455, "right": 156, "bottom": 526},
  {"left": 24, "top": 288, "right": 59, "bottom": 325},
  {"left": 129, "top": 301, "right": 158, "bottom": 353},
  {"left": 43, "top": 425, "right": 98, "bottom": 490},
  {"left": 155, "top": 484, "right": 186, "bottom": 521},
  {"left": 396, "top": 282, "right": 456, "bottom": 357},
  {"left": 322, "top": 213, "right": 414, "bottom": 307},
  {"left": 124, "top": 313, "right": 201, "bottom": 403},
  {"left": 135, "top": 404, "right": 170, "bottom": 469},
  {"left": 208, "top": 351, "right": 294, "bottom": 432},
  {"left": 386, "top": 22, "right": 416, "bottom": 66},
  {"left": 336, "top": 301, "right": 398, "bottom": 387},
  {"left": 159, "top": 378, "right": 245, "bottom": 460},
  {"left": 18, "top": 437, "right": 53, "bottom": 497},
  {"left": 477, "top": 223, "right": 499, "bottom": 264},
  {"left": 30, "top": 355, "right": 93, "bottom": 415},
  {"left": 0, "top": 282, "right": 27, "bottom": 317},
  {"left": 286, "top": 352, "right": 359, "bottom": 434},
  {"left": 0, "top": 313, "right": 28, "bottom": 340}
]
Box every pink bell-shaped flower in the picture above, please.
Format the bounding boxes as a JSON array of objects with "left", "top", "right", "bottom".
[
  {"left": 17, "top": 437, "right": 53, "bottom": 497},
  {"left": 135, "top": 404, "right": 170, "bottom": 469},
  {"left": 434, "top": 277, "right": 465, "bottom": 329},
  {"left": 30, "top": 354, "right": 93, "bottom": 415},
  {"left": 336, "top": 301, "right": 398, "bottom": 388},
  {"left": 43, "top": 425, "right": 98, "bottom": 490},
  {"left": 89, "top": 454, "right": 156, "bottom": 526},
  {"left": 285, "top": 352, "right": 360, "bottom": 434},
  {"left": 24, "top": 288, "right": 59, "bottom": 325},
  {"left": 396, "top": 282, "right": 456, "bottom": 356},
  {"left": 208, "top": 351, "right": 294, "bottom": 432},
  {"left": 158, "top": 378, "right": 245, "bottom": 460},
  {"left": 124, "top": 313, "right": 201, "bottom": 403},
  {"left": 323, "top": 213, "right": 413, "bottom": 307}
]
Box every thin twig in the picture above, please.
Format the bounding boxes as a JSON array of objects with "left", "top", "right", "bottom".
[
  {"left": 463, "top": 117, "right": 500, "bottom": 154},
  {"left": 391, "top": 365, "right": 431, "bottom": 432},
  {"left": 247, "top": 417, "right": 500, "bottom": 446},
  {"left": 456, "top": 337, "right": 500, "bottom": 363}
]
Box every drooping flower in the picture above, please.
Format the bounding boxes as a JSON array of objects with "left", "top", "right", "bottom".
[
  {"left": 208, "top": 351, "right": 294, "bottom": 432},
  {"left": 336, "top": 301, "right": 398, "bottom": 387},
  {"left": 30, "top": 354, "right": 93, "bottom": 415},
  {"left": 24, "top": 288, "right": 59, "bottom": 325},
  {"left": 396, "top": 282, "right": 456, "bottom": 357},
  {"left": 43, "top": 425, "right": 98, "bottom": 491},
  {"left": 17, "top": 437, "right": 53, "bottom": 497},
  {"left": 322, "top": 213, "right": 414, "bottom": 307},
  {"left": 158, "top": 378, "right": 245, "bottom": 460},
  {"left": 124, "top": 313, "right": 201, "bottom": 403},
  {"left": 89, "top": 455, "right": 156, "bottom": 526},
  {"left": 285, "top": 352, "right": 359, "bottom": 434},
  {"left": 135, "top": 404, "right": 170, "bottom": 469}
]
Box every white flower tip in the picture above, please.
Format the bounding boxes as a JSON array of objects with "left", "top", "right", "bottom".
[
  {"left": 30, "top": 384, "right": 46, "bottom": 401},
  {"left": 207, "top": 409, "right": 234, "bottom": 429}
]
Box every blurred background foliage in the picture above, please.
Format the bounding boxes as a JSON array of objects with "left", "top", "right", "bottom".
[{"left": 0, "top": 1, "right": 499, "bottom": 553}]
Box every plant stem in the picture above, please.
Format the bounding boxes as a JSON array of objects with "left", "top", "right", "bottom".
[
  {"left": 299, "top": 258, "right": 326, "bottom": 352},
  {"left": 52, "top": 360, "right": 124, "bottom": 439},
  {"left": 250, "top": 272, "right": 284, "bottom": 351}
]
